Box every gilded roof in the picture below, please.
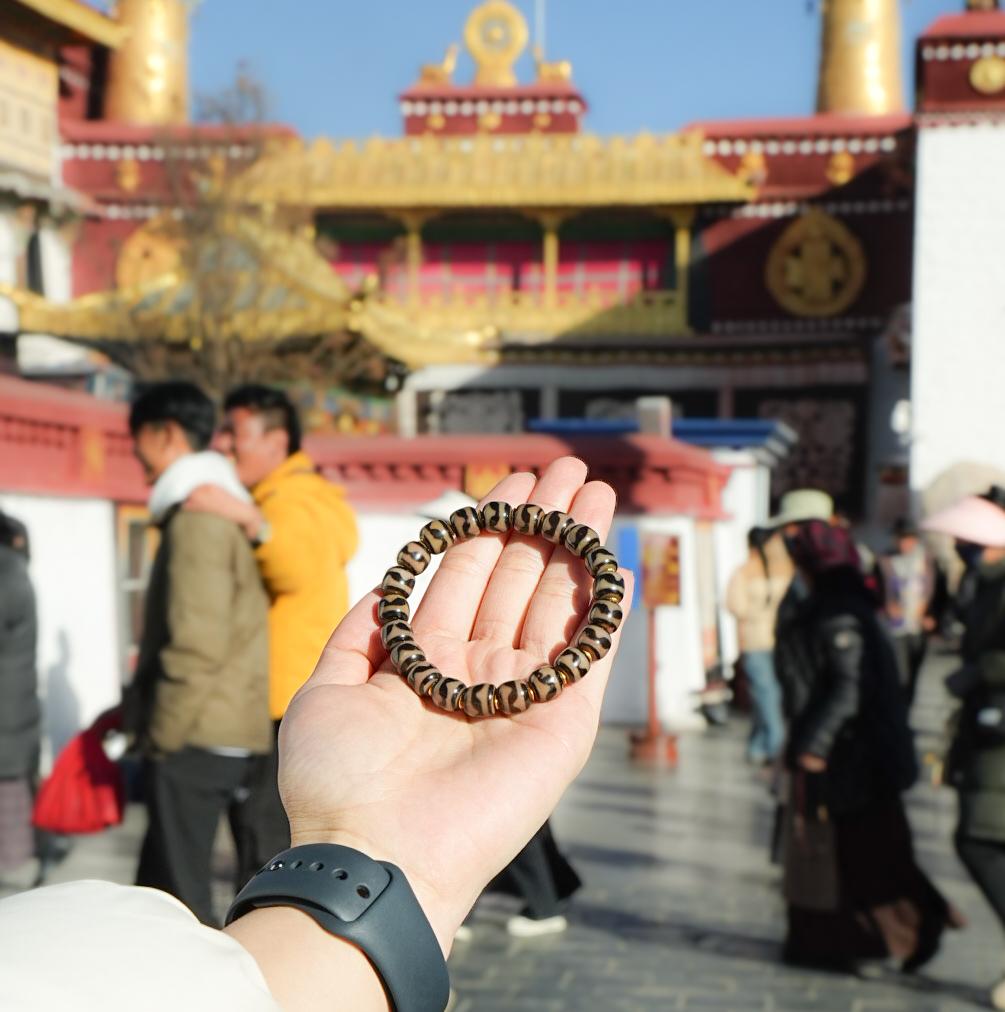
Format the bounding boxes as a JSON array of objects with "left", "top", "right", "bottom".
[
  {"left": 229, "top": 131, "right": 755, "bottom": 211},
  {"left": 2, "top": 213, "right": 351, "bottom": 345}
]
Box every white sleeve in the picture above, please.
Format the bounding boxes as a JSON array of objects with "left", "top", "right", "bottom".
[{"left": 0, "top": 881, "right": 279, "bottom": 1012}]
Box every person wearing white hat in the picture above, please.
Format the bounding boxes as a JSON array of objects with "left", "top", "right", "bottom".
[
  {"left": 924, "top": 487, "right": 1005, "bottom": 1011},
  {"left": 768, "top": 489, "right": 835, "bottom": 530}
]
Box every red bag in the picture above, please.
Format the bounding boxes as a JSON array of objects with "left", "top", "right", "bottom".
[{"left": 33, "top": 712, "right": 126, "bottom": 835}]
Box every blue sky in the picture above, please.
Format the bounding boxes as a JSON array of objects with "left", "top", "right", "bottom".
[{"left": 103, "top": 1, "right": 955, "bottom": 138}]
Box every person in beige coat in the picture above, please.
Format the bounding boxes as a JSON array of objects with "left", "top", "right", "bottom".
[
  {"left": 727, "top": 528, "right": 794, "bottom": 763},
  {"left": 125, "top": 382, "right": 269, "bottom": 926}
]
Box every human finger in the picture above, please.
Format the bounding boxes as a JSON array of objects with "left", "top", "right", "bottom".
[
  {"left": 519, "top": 479, "right": 618, "bottom": 658},
  {"left": 470, "top": 457, "right": 589, "bottom": 646},
  {"left": 412, "top": 471, "right": 537, "bottom": 642}
]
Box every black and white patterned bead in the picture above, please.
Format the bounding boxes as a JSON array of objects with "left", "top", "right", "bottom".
[
  {"left": 540, "top": 510, "right": 574, "bottom": 544},
  {"left": 585, "top": 546, "right": 618, "bottom": 577},
  {"left": 480, "top": 501, "right": 513, "bottom": 533},
  {"left": 555, "top": 647, "right": 592, "bottom": 684},
  {"left": 377, "top": 594, "right": 410, "bottom": 624},
  {"left": 512, "top": 503, "right": 545, "bottom": 536},
  {"left": 529, "top": 665, "right": 563, "bottom": 702},
  {"left": 495, "top": 680, "right": 533, "bottom": 714},
  {"left": 577, "top": 624, "right": 612, "bottom": 660},
  {"left": 431, "top": 676, "right": 466, "bottom": 712},
  {"left": 588, "top": 601, "right": 623, "bottom": 633},
  {"left": 397, "top": 541, "right": 431, "bottom": 575},
  {"left": 390, "top": 640, "right": 425, "bottom": 673},
  {"left": 407, "top": 662, "right": 441, "bottom": 695},
  {"left": 460, "top": 683, "right": 496, "bottom": 718},
  {"left": 594, "top": 572, "right": 626, "bottom": 604},
  {"left": 563, "top": 523, "right": 600, "bottom": 557},
  {"left": 448, "top": 506, "right": 482, "bottom": 542},
  {"left": 380, "top": 620, "right": 414, "bottom": 649},
  {"left": 381, "top": 566, "right": 416, "bottom": 597},
  {"left": 419, "top": 519, "right": 454, "bottom": 555}
]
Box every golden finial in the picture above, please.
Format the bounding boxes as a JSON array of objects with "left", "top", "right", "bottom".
[
  {"left": 419, "top": 44, "right": 460, "bottom": 86},
  {"left": 967, "top": 1, "right": 1000, "bottom": 11},
  {"left": 816, "top": 0, "right": 905, "bottom": 116},
  {"left": 464, "top": 1, "right": 529, "bottom": 87}
]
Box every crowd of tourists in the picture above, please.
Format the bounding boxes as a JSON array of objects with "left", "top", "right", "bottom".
[{"left": 726, "top": 483, "right": 1005, "bottom": 1008}]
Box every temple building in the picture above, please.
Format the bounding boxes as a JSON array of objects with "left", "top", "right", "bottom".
[{"left": 1, "top": 0, "right": 1003, "bottom": 520}]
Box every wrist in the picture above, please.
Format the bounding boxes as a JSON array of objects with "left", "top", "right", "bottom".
[
  {"left": 288, "top": 829, "right": 464, "bottom": 956},
  {"left": 225, "top": 906, "right": 389, "bottom": 1012}
]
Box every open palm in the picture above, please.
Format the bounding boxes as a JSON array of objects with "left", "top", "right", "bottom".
[{"left": 278, "top": 457, "right": 632, "bottom": 952}]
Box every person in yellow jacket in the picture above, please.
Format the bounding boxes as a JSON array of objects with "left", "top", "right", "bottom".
[{"left": 184, "top": 384, "right": 358, "bottom": 882}]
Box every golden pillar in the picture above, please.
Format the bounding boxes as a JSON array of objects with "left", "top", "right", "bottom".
[
  {"left": 400, "top": 213, "right": 428, "bottom": 305},
  {"left": 816, "top": 0, "right": 905, "bottom": 116},
  {"left": 105, "top": 0, "right": 189, "bottom": 124},
  {"left": 657, "top": 208, "right": 694, "bottom": 334},
  {"left": 538, "top": 212, "right": 566, "bottom": 308}
]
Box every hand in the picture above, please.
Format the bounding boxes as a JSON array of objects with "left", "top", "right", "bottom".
[
  {"left": 183, "top": 484, "right": 263, "bottom": 540},
  {"left": 797, "top": 753, "right": 827, "bottom": 773},
  {"left": 922, "top": 615, "right": 937, "bottom": 633},
  {"left": 277, "top": 457, "right": 632, "bottom": 954}
]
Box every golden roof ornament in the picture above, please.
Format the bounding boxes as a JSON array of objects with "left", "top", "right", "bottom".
[
  {"left": 105, "top": 0, "right": 190, "bottom": 124},
  {"left": 418, "top": 44, "right": 460, "bottom": 86},
  {"left": 967, "top": 1, "right": 1000, "bottom": 11},
  {"left": 816, "top": 0, "right": 905, "bottom": 116},
  {"left": 465, "top": 0, "right": 530, "bottom": 87}
]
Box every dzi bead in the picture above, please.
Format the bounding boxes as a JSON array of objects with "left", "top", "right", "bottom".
[
  {"left": 594, "top": 572, "right": 626, "bottom": 604},
  {"left": 555, "top": 647, "right": 592, "bottom": 685},
  {"left": 588, "top": 601, "right": 623, "bottom": 634},
  {"left": 540, "top": 510, "right": 574, "bottom": 544},
  {"left": 494, "top": 680, "right": 534, "bottom": 715},
  {"left": 407, "top": 662, "right": 441, "bottom": 695},
  {"left": 448, "top": 506, "right": 482, "bottom": 543},
  {"left": 512, "top": 503, "right": 545, "bottom": 536},
  {"left": 397, "top": 541, "right": 431, "bottom": 575},
  {"left": 381, "top": 566, "right": 416, "bottom": 597},
  {"left": 380, "top": 620, "right": 413, "bottom": 649},
  {"left": 584, "top": 546, "right": 619, "bottom": 577},
  {"left": 390, "top": 640, "right": 425, "bottom": 674},
  {"left": 528, "top": 665, "right": 563, "bottom": 702},
  {"left": 481, "top": 501, "right": 513, "bottom": 533},
  {"left": 577, "top": 624, "right": 612, "bottom": 661},
  {"left": 377, "top": 594, "right": 410, "bottom": 624},
  {"left": 419, "top": 519, "right": 454, "bottom": 555},
  {"left": 431, "top": 676, "right": 466, "bottom": 712},
  {"left": 460, "top": 682, "right": 496, "bottom": 718},
  {"left": 564, "top": 523, "right": 600, "bottom": 557}
]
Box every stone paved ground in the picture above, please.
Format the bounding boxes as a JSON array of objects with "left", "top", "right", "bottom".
[{"left": 1, "top": 648, "right": 1000, "bottom": 1011}]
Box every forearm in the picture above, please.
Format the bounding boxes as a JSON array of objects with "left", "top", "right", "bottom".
[{"left": 224, "top": 907, "right": 389, "bottom": 1012}]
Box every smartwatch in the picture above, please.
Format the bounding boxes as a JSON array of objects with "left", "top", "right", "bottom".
[{"left": 226, "top": 844, "right": 450, "bottom": 1012}]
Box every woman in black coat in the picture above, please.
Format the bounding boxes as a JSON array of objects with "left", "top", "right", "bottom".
[
  {"left": 775, "top": 520, "right": 954, "bottom": 971},
  {"left": 0, "top": 537, "right": 40, "bottom": 871}
]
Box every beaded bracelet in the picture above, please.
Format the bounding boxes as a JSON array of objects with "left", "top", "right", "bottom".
[{"left": 378, "top": 501, "right": 625, "bottom": 719}]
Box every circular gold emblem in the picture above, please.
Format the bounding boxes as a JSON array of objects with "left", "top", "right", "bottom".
[
  {"left": 464, "top": 1, "right": 529, "bottom": 87},
  {"left": 116, "top": 216, "right": 182, "bottom": 289},
  {"left": 970, "top": 56, "right": 1005, "bottom": 96},
  {"left": 765, "top": 210, "right": 866, "bottom": 318}
]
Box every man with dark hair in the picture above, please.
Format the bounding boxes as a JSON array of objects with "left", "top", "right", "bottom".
[
  {"left": 125, "top": 381, "right": 270, "bottom": 924},
  {"left": 185, "top": 383, "right": 357, "bottom": 883}
]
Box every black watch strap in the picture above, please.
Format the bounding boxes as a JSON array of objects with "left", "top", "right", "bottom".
[{"left": 226, "top": 844, "right": 450, "bottom": 1012}]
